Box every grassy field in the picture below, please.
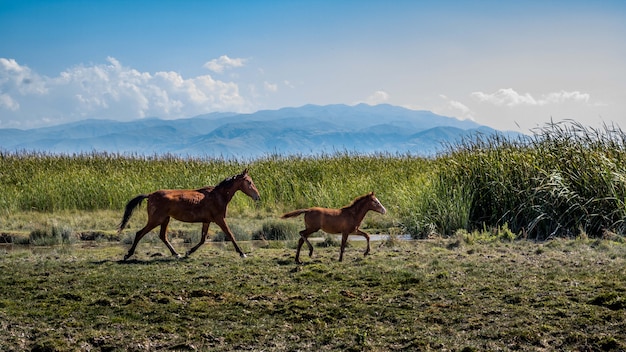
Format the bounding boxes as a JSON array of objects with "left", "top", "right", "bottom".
[{"left": 1, "top": 237, "right": 625, "bottom": 351}]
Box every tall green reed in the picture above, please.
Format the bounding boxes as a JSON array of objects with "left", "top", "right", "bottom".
[
  {"left": 0, "top": 151, "right": 434, "bottom": 224},
  {"left": 438, "top": 121, "right": 626, "bottom": 239},
  {"left": 3, "top": 122, "right": 625, "bottom": 241}
]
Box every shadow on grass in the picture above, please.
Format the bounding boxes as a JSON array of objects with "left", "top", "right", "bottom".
[{"left": 89, "top": 255, "right": 187, "bottom": 265}]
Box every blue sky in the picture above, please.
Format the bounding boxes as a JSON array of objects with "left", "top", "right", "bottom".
[{"left": 1, "top": 0, "right": 625, "bottom": 132}]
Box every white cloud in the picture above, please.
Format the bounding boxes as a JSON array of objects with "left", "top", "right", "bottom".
[
  {"left": 203, "top": 55, "right": 246, "bottom": 74},
  {"left": 471, "top": 88, "right": 591, "bottom": 107},
  {"left": 365, "top": 90, "right": 389, "bottom": 105},
  {"left": 436, "top": 94, "right": 475, "bottom": 121},
  {"left": 471, "top": 88, "right": 536, "bottom": 107},
  {"left": 0, "top": 57, "right": 250, "bottom": 128},
  {"left": 0, "top": 93, "right": 19, "bottom": 111},
  {"left": 543, "top": 90, "right": 590, "bottom": 104},
  {"left": 264, "top": 81, "right": 278, "bottom": 93},
  {"left": 0, "top": 57, "right": 47, "bottom": 96}
]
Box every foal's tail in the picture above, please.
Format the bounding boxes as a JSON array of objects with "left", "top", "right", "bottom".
[
  {"left": 281, "top": 209, "right": 308, "bottom": 219},
  {"left": 117, "top": 194, "right": 149, "bottom": 234}
]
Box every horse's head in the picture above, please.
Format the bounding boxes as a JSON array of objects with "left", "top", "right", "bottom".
[
  {"left": 367, "top": 192, "right": 387, "bottom": 215},
  {"left": 237, "top": 168, "right": 261, "bottom": 201}
]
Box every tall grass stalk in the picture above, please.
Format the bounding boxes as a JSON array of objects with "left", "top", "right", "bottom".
[{"left": 439, "top": 121, "right": 626, "bottom": 238}]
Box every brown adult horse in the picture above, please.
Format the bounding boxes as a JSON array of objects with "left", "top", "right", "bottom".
[
  {"left": 282, "top": 192, "right": 386, "bottom": 263},
  {"left": 117, "top": 169, "right": 260, "bottom": 260}
]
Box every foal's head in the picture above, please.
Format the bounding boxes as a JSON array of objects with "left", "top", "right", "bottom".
[
  {"left": 235, "top": 168, "right": 261, "bottom": 201},
  {"left": 365, "top": 192, "right": 386, "bottom": 214}
]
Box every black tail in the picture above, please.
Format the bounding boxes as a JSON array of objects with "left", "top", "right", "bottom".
[{"left": 117, "top": 194, "right": 148, "bottom": 233}]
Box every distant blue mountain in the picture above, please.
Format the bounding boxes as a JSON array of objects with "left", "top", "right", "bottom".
[{"left": 0, "top": 104, "right": 522, "bottom": 158}]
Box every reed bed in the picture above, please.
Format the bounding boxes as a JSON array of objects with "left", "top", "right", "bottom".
[
  {"left": 439, "top": 121, "right": 626, "bottom": 239},
  {"left": 0, "top": 151, "right": 429, "bottom": 216},
  {"left": 2, "top": 121, "right": 626, "bottom": 240}
]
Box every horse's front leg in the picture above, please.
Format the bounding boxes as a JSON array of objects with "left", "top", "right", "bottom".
[
  {"left": 186, "top": 222, "right": 210, "bottom": 256},
  {"left": 356, "top": 229, "right": 371, "bottom": 256},
  {"left": 215, "top": 219, "right": 247, "bottom": 258}
]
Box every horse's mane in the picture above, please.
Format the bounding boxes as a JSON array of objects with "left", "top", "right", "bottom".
[
  {"left": 214, "top": 174, "right": 239, "bottom": 190},
  {"left": 195, "top": 186, "right": 215, "bottom": 193},
  {"left": 342, "top": 193, "right": 372, "bottom": 209}
]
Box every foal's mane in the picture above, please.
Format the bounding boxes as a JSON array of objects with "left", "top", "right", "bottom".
[{"left": 342, "top": 193, "right": 372, "bottom": 209}]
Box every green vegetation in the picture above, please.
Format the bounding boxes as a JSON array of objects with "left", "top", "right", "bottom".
[
  {"left": 1, "top": 121, "right": 626, "bottom": 350},
  {"left": 1, "top": 239, "right": 625, "bottom": 351},
  {"left": 439, "top": 121, "right": 626, "bottom": 239},
  {"left": 2, "top": 121, "right": 625, "bottom": 241}
]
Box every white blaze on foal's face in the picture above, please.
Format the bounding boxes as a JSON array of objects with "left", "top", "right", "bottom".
[{"left": 373, "top": 196, "right": 387, "bottom": 214}]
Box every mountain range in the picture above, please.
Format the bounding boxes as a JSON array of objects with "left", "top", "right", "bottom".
[{"left": 0, "top": 104, "right": 520, "bottom": 158}]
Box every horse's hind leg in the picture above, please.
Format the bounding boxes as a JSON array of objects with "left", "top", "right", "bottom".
[
  {"left": 186, "top": 222, "right": 210, "bottom": 256},
  {"left": 158, "top": 217, "right": 180, "bottom": 258},
  {"left": 124, "top": 222, "right": 159, "bottom": 260},
  {"left": 339, "top": 233, "right": 349, "bottom": 262},
  {"left": 295, "top": 229, "right": 316, "bottom": 264},
  {"left": 302, "top": 231, "right": 315, "bottom": 257},
  {"left": 295, "top": 237, "right": 305, "bottom": 264}
]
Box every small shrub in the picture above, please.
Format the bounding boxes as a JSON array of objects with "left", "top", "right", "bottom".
[
  {"left": 0, "top": 233, "right": 13, "bottom": 243},
  {"left": 253, "top": 220, "right": 299, "bottom": 241},
  {"left": 402, "top": 218, "right": 437, "bottom": 239},
  {"left": 380, "top": 228, "right": 405, "bottom": 248},
  {"left": 317, "top": 235, "right": 339, "bottom": 248},
  {"left": 213, "top": 223, "right": 251, "bottom": 242},
  {"left": 13, "top": 235, "right": 30, "bottom": 245},
  {"left": 120, "top": 231, "right": 162, "bottom": 245},
  {"left": 181, "top": 230, "right": 202, "bottom": 244},
  {"left": 29, "top": 225, "right": 75, "bottom": 246},
  {"left": 495, "top": 223, "right": 516, "bottom": 242}
]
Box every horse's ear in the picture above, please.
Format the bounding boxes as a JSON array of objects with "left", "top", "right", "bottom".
[
  {"left": 241, "top": 168, "right": 249, "bottom": 176},
  {"left": 370, "top": 191, "right": 375, "bottom": 196}
]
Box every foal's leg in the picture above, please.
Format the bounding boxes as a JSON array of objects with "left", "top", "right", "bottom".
[
  {"left": 295, "top": 237, "right": 306, "bottom": 264},
  {"left": 356, "top": 229, "right": 371, "bottom": 256},
  {"left": 295, "top": 228, "right": 316, "bottom": 264},
  {"left": 302, "top": 230, "right": 315, "bottom": 257},
  {"left": 215, "top": 219, "right": 247, "bottom": 258},
  {"left": 339, "top": 233, "right": 349, "bottom": 262},
  {"left": 124, "top": 221, "right": 159, "bottom": 260},
  {"left": 158, "top": 217, "right": 180, "bottom": 258},
  {"left": 186, "top": 222, "right": 210, "bottom": 256}
]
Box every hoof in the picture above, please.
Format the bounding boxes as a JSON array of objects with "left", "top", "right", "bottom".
[
  {"left": 240, "top": 253, "right": 247, "bottom": 258},
  {"left": 123, "top": 254, "right": 131, "bottom": 261}
]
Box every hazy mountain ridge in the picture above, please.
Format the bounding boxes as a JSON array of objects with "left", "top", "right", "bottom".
[{"left": 0, "top": 104, "right": 520, "bottom": 158}]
